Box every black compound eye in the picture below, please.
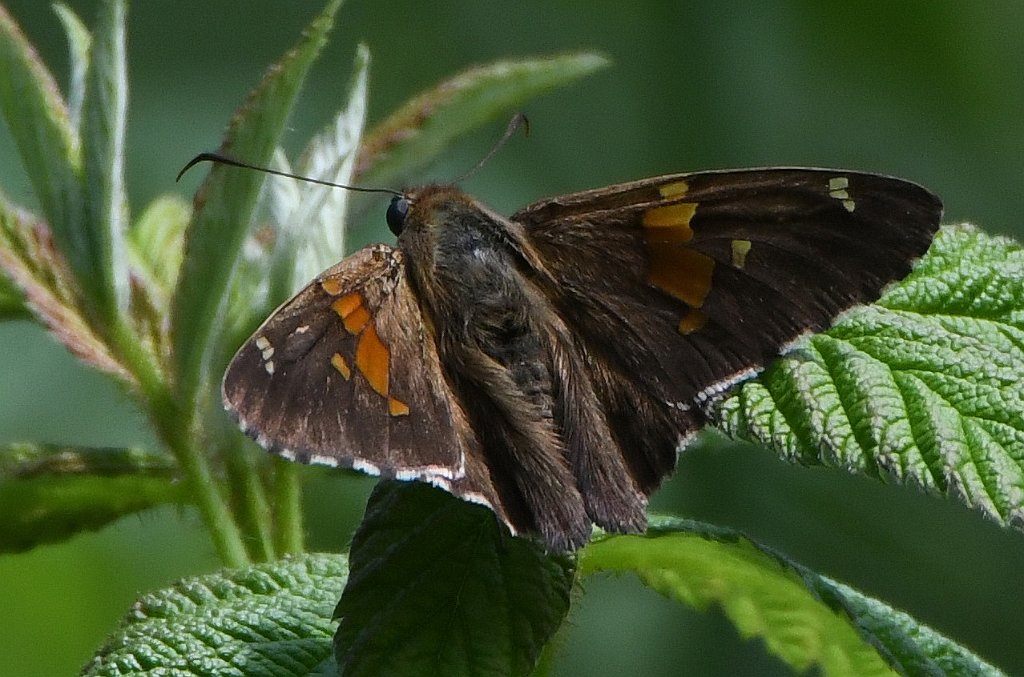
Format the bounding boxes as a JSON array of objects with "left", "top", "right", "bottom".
[{"left": 386, "top": 196, "right": 409, "bottom": 236}]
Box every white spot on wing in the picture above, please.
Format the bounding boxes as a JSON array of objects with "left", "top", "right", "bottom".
[
  {"left": 395, "top": 464, "right": 457, "bottom": 481},
  {"left": 426, "top": 476, "right": 452, "bottom": 492},
  {"left": 255, "top": 336, "right": 271, "bottom": 350},
  {"left": 294, "top": 325, "right": 310, "bottom": 334},
  {"left": 264, "top": 360, "right": 275, "bottom": 375},
  {"left": 352, "top": 458, "right": 381, "bottom": 476},
  {"left": 307, "top": 453, "right": 342, "bottom": 468},
  {"left": 827, "top": 176, "right": 856, "bottom": 212},
  {"left": 730, "top": 239, "right": 752, "bottom": 269},
  {"left": 460, "top": 491, "right": 496, "bottom": 513}
]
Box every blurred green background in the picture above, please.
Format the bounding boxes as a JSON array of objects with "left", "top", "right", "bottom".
[{"left": 1, "top": 2, "right": 1023, "bottom": 675}]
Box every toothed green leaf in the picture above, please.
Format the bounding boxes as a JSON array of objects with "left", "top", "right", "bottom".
[
  {"left": 713, "top": 224, "right": 1024, "bottom": 533},
  {"left": 0, "top": 198, "right": 130, "bottom": 379},
  {"left": 335, "top": 482, "right": 575, "bottom": 677},
  {"left": 0, "top": 444, "right": 181, "bottom": 553},
  {"left": 83, "top": 553, "right": 347, "bottom": 677},
  {"left": 0, "top": 4, "right": 84, "bottom": 283},
  {"left": 582, "top": 517, "right": 1006, "bottom": 676}
]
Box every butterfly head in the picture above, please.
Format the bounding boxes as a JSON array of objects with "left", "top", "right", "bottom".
[
  {"left": 386, "top": 195, "right": 410, "bottom": 236},
  {"left": 384, "top": 185, "right": 496, "bottom": 241}
]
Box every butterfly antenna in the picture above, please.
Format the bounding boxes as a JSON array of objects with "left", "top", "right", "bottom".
[
  {"left": 452, "top": 112, "right": 530, "bottom": 184},
  {"left": 175, "top": 151, "right": 402, "bottom": 197}
]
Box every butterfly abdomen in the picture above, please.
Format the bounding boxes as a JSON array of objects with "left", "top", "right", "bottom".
[{"left": 399, "top": 196, "right": 596, "bottom": 548}]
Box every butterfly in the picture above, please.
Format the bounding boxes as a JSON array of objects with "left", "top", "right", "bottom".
[{"left": 220, "top": 164, "right": 941, "bottom": 551}]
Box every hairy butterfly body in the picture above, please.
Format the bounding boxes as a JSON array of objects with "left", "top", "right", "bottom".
[{"left": 222, "top": 168, "right": 942, "bottom": 551}]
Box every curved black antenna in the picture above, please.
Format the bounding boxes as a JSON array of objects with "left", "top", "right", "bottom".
[
  {"left": 175, "top": 151, "right": 402, "bottom": 197},
  {"left": 451, "top": 112, "right": 530, "bottom": 184}
]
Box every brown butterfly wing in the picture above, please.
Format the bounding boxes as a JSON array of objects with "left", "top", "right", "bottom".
[
  {"left": 222, "top": 243, "right": 502, "bottom": 515},
  {"left": 514, "top": 168, "right": 942, "bottom": 488}
]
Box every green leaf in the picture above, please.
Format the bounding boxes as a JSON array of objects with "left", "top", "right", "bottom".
[
  {"left": 355, "top": 52, "right": 609, "bottom": 190},
  {"left": 128, "top": 194, "right": 190, "bottom": 300},
  {"left": 279, "top": 43, "right": 369, "bottom": 290},
  {"left": 83, "top": 553, "right": 347, "bottom": 677},
  {"left": 172, "top": 0, "right": 344, "bottom": 412},
  {"left": 335, "top": 482, "right": 575, "bottom": 677},
  {"left": 713, "top": 224, "right": 1024, "bottom": 532},
  {"left": 581, "top": 518, "right": 1006, "bottom": 676},
  {"left": 0, "top": 4, "right": 84, "bottom": 280},
  {"left": 0, "top": 198, "right": 131, "bottom": 380},
  {"left": 257, "top": 43, "right": 369, "bottom": 331},
  {"left": 53, "top": 2, "right": 92, "bottom": 131},
  {"left": 218, "top": 43, "right": 369, "bottom": 395},
  {"left": 0, "top": 443, "right": 181, "bottom": 553},
  {"left": 817, "top": 580, "right": 1008, "bottom": 676},
  {"left": 123, "top": 195, "right": 190, "bottom": 364},
  {"left": 0, "top": 259, "right": 27, "bottom": 318},
  {"left": 79, "top": 0, "right": 130, "bottom": 321}
]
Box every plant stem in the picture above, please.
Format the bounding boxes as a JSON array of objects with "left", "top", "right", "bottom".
[
  {"left": 273, "top": 457, "right": 304, "bottom": 555},
  {"left": 111, "top": 317, "right": 250, "bottom": 567},
  {"left": 224, "top": 438, "right": 275, "bottom": 561},
  {"left": 160, "top": 402, "right": 249, "bottom": 568}
]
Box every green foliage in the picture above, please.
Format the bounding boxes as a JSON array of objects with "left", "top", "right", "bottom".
[
  {"left": 0, "top": 443, "right": 181, "bottom": 553},
  {"left": 0, "top": 1, "right": 1020, "bottom": 675},
  {"left": 354, "top": 52, "right": 610, "bottom": 190},
  {"left": 335, "top": 483, "right": 575, "bottom": 677},
  {"left": 172, "top": 0, "right": 345, "bottom": 417},
  {"left": 83, "top": 553, "right": 347, "bottom": 677},
  {"left": 715, "top": 224, "right": 1024, "bottom": 529},
  {"left": 584, "top": 517, "right": 1006, "bottom": 676}
]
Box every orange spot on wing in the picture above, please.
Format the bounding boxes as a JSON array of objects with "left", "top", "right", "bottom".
[
  {"left": 332, "top": 292, "right": 361, "bottom": 317},
  {"left": 678, "top": 308, "right": 707, "bottom": 335},
  {"left": 646, "top": 245, "right": 715, "bottom": 308},
  {"left": 342, "top": 306, "right": 370, "bottom": 334},
  {"left": 330, "top": 293, "right": 404, "bottom": 410},
  {"left": 355, "top": 324, "right": 390, "bottom": 397},
  {"left": 642, "top": 202, "right": 697, "bottom": 242},
  {"left": 388, "top": 397, "right": 410, "bottom": 416},
  {"left": 332, "top": 292, "right": 371, "bottom": 334},
  {"left": 331, "top": 352, "right": 352, "bottom": 380},
  {"left": 320, "top": 277, "right": 344, "bottom": 296}
]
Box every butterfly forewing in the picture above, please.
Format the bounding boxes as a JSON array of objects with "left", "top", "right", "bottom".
[
  {"left": 222, "top": 244, "right": 481, "bottom": 489},
  {"left": 515, "top": 168, "right": 942, "bottom": 407}
]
